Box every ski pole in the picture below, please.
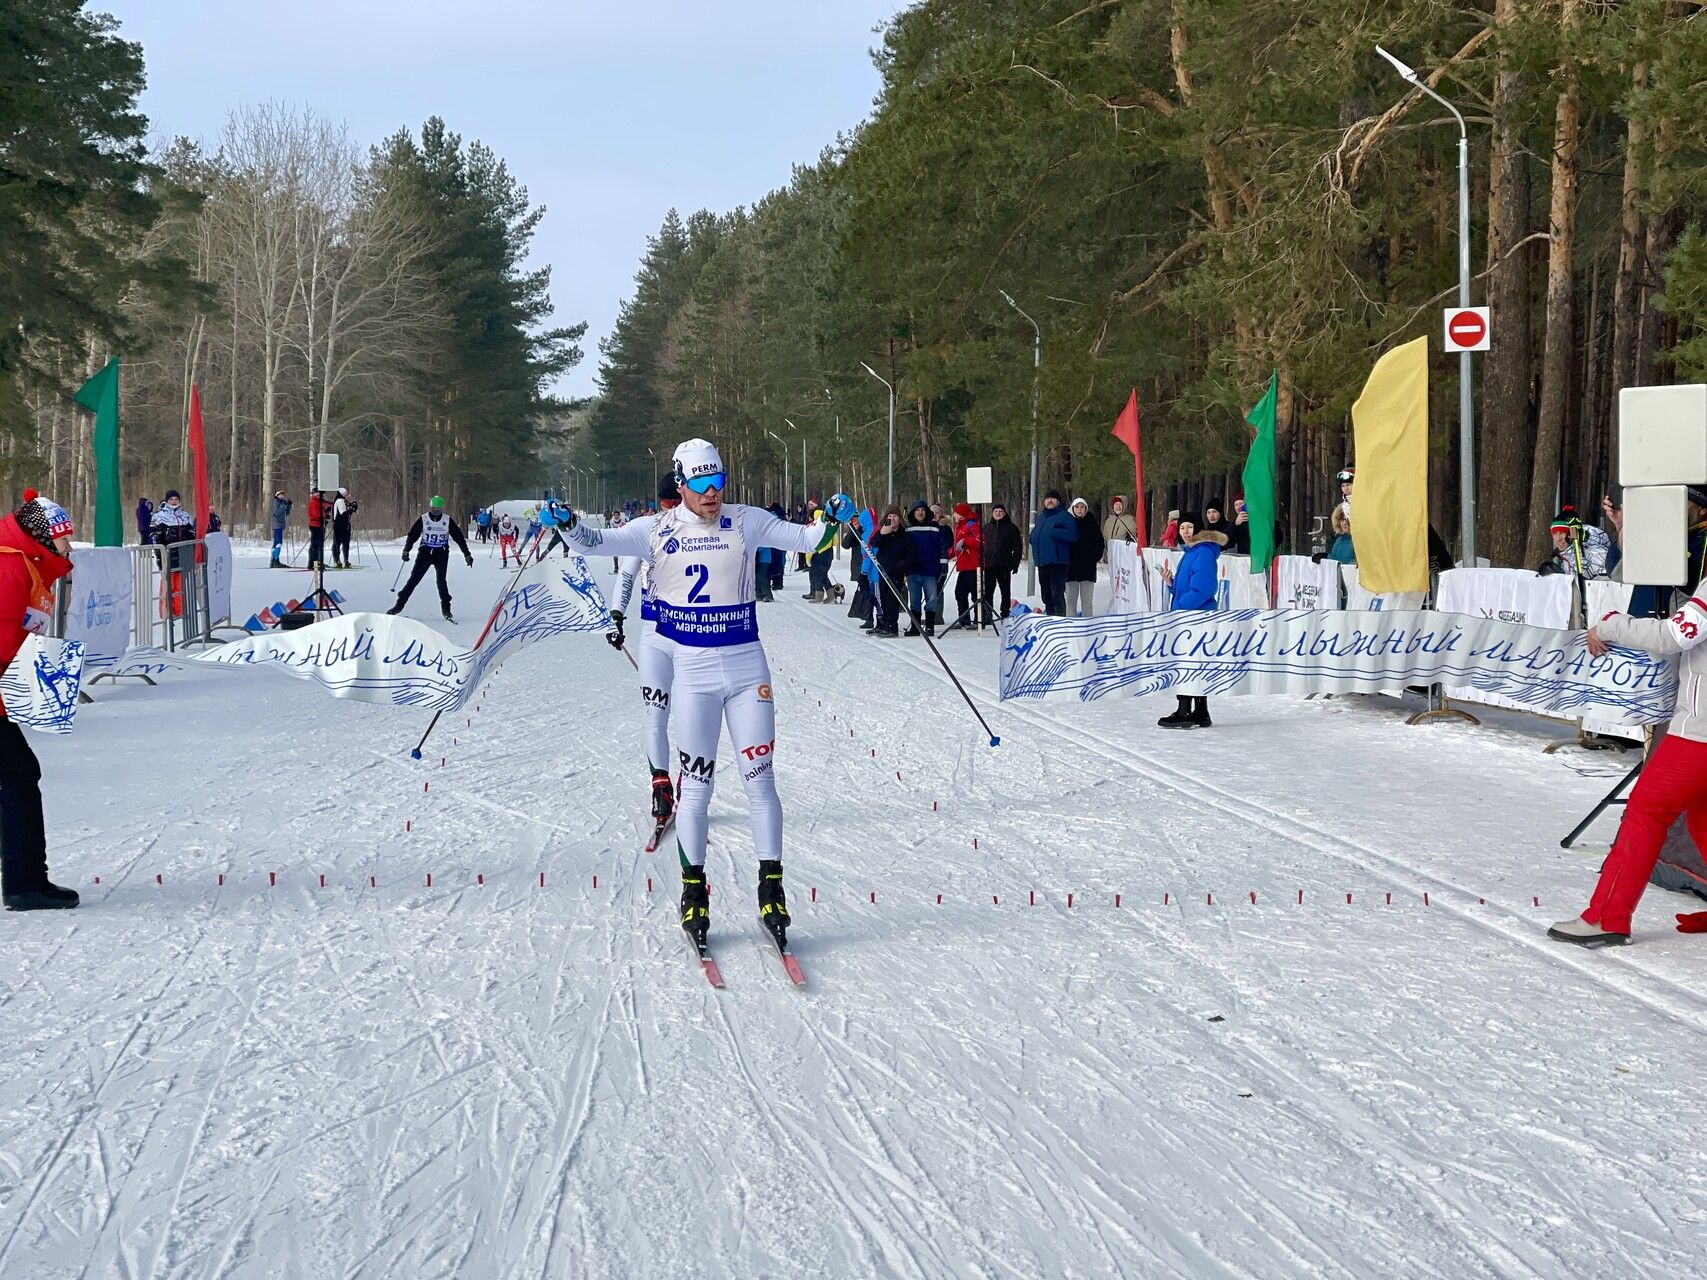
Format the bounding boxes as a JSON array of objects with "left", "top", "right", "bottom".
[
  {"left": 841, "top": 507, "right": 1000, "bottom": 747},
  {"left": 408, "top": 552, "right": 540, "bottom": 759}
]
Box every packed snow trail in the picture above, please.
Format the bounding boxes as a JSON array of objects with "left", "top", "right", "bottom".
[{"left": 1, "top": 548, "right": 1703, "bottom": 1278}]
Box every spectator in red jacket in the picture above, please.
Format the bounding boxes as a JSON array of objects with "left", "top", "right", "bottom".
[
  {"left": 947, "top": 502, "right": 984, "bottom": 631},
  {"left": 0, "top": 493, "right": 78, "bottom": 911}
]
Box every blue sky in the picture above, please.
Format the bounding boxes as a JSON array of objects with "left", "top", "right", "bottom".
[{"left": 102, "top": 1, "right": 909, "bottom": 398}]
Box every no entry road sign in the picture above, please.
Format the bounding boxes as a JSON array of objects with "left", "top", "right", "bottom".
[{"left": 1443, "top": 306, "right": 1491, "bottom": 352}]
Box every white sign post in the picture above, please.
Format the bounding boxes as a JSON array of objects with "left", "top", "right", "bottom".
[{"left": 965, "top": 467, "right": 994, "bottom": 633}]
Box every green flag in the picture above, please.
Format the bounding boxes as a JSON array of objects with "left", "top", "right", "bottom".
[
  {"left": 1240, "top": 370, "right": 1279, "bottom": 573},
  {"left": 73, "top": 357, "right": 123, "bottom": 546}
]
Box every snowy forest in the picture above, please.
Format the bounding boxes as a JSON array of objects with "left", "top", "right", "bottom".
[{"left": 588, "top": 0, "right": 1707, "bottom": 569}]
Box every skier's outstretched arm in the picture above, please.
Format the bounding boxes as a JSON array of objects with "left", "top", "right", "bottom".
[
  {"left": 448, "top": 519, "right": 473, "bottom": 560},
  {"left": 568, "top": 513, "right": 654, "bottom": 558},
  {"left": 749, "top": 507, "right": 835, "bottom": 556},
  {"left": 402, "top": 517, "right": 424, "bottom": 558}
]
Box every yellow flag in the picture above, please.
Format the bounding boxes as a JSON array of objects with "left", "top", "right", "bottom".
[{"left": 1351, "top": 335, "right": 1429, "bottom": 593}]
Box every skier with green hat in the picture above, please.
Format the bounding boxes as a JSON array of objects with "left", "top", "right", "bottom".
[{"left": 389, "top": 495, "right": 473, "bottom": 622}]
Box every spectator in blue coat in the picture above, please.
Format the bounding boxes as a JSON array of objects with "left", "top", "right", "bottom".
[
  {"left": 1028, "top": 489, "right": 1078, "bottom": 616},
  {"left": 903, "top": 500, "right": 948, "bottom": 637},
  {"left": 1158, "top": 513, "right": 1226, "bottom": 730},
  {"left": 136, "top": 496, "right": 154, "bottom": 546}
]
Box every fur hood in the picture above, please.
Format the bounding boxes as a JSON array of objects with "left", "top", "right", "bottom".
[{"left": 1184, "top": 529, "right": 1228, "bottom": 549}]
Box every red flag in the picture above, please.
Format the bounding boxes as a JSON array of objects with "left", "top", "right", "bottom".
[
  {"left": 1109, "top": 388, "right": 1146, "bottom": 545},
  {"left": 188, "top": 384, "right": 212, "bottom": 540}
]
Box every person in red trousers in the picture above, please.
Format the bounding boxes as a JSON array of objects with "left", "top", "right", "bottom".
[
  {"left": 1551, "top": 581, "right": 1707, "bottom": 946},
  {"left": 0, "top": 492, "right": 79, "bottom": 911}
]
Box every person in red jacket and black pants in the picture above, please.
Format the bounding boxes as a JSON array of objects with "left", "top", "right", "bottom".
[
  {"left": 306, "top": 490, "right": 330, "bottom": 570},
  {"left": 0, "top": 492, "right": 79, "bottom": 910}
]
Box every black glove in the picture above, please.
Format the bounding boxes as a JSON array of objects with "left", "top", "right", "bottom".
[
  {"left": 606, "top": 609, "right": 625, "bottom": 650},
  {"left": 465, "top": 553, "right": 474, "bottom": 567},
  {"left": 402, "top": 550, "right": 411, "bottom": 562},
  {"left": 1311, "top": 551, "right": 1326, "bottom": 564}
]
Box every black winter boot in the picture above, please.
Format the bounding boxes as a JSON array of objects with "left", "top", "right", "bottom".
[
  {"left": 1187, "top": 696, "right": 1212, "bottom": 729},
  {"left": 1158, "top": 696, "right": 1194, "bottom": 728},
  {"left": 5, "top": 883, "right": 78, "bottom": 911}
]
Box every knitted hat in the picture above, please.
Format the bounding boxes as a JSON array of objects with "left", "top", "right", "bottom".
[
  {"left": 1044, "top": 489, "right": 1063, "bottom": 503},
  {"left": 17, "top": 495, "right": 73, "bottom": 550},
  {"left": 953, "top": 501, "right": 973, "bottom": 520},
  {"left": 1550, "top": 504, "right": 1583, "bottom": 534},
  {"left": 163, "top": 489, "right": 181, "bottom": 502},
  {"left": 1689, "top": 486, "right": 1707, "bottom": 510}
]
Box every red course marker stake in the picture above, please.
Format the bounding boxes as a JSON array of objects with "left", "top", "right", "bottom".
[
  {"left": 810, "top": 886, "right": 816, "bottom": 902},
  {"left": 155, "top": 873, "right": 162, "bottom": 885},
  {"left": 1346, "top": 893, "right": 1353, "bottom": 904},
  {"left": 1029, "top": 890, "right": 1035, "bottom": 906},
  {"left": 1115, "top": 893, "right": 1122, "bottom": 907},
  {"left": 268, "top": 871, "right": 276, "bottom": 887},
  {"left": 592, "top": 874, "right": 598, "bottom": 889},
  {"left": 426, "top": 872, "right": 433, "bottom": 887},
  {"left": 370, "top": 875, "right": 376, "bottom": 888},
  {"left": 1424, "top": 892, "right": 1430, "bottom": 906},
  {"left": 1206, "top": 892, "right": 1213, "bottom": 906},
  {"left": 477, "top": 873, "right": 484, "bottom": 886},
  {"left": 93, "top": 875, "right": 101, "bottom": 884},
  {"left": 319, "top": 874, "right": 326, "bottom": 888},
  {"left": 1385, "top": 892, "right": 1391, "bottom": 905},
  {"left": 1164, "top": 892, "right": 1170, "bottom": 906},
  {"left": 406, "top": 820, "right": 412, "bottom": 832},
  {"left": 539, "top": 871, "right": 545, "bottom": 888},
  {"left": 1067, "top": 893, "right": 1074, "bottom": 908},
  {"left": 1250, "top": 891, "right": 1257, "bottom": 905},
  {"left": 993, "top": 895, "right": 1000, "bottom": 905},
  {"left": 869, "top": 890, "right": 876, "bottom": 904},
  {"left": 936, "top": 893, "right": 942, "bottom": 905},
  {"left": 217, "top": 873, "right": 223, "bottom": 887}
]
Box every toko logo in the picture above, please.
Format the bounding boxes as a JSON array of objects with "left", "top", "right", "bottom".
[{"left": 740, "top": 739, "right": 775, "bottom": 761}]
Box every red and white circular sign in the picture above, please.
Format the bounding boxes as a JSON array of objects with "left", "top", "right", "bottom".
[{"left": 1443, "top": 307, "right": 1490, "bottom": 352}]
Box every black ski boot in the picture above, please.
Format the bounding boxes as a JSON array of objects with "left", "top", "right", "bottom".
[
  {"left": 758, "top": 858, "right": 790, "bottom": 947},
  {"left": 650, "top": 769, "right": 675, "bottom": 822},
  {"left": 386, "top": 598, "right": 404, "bottom": 616},
  {"left": 1157, "top": 696, "right": 1194, "bottom": 728},
  {"left": 681, "top": 860, "right": 710, "bottom": 946},
  {"left": 441, "top": 606, "right": 455, "bottom": 623}
]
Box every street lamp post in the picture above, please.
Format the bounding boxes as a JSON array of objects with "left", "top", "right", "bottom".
[
  {"left": 1000, "top": 288, "right": 1042, "bottom": 594},
  {"left": 785, "top": 417, "right": 806, "bottom": 506},
  {"left": 1377, "top": 44, "right": 1476, "bottom": 566},
  {"left": 860, "top": 361, "right": 896, "bottom": 505},
  {"left": 765, "top": 427, "right": 791, "bottom": 510}
]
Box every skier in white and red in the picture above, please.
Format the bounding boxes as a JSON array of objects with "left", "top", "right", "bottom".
[{"left": 566, "top": 438, "right": 845, "bottom": 979}]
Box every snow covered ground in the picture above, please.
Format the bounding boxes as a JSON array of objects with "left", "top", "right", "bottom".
[{"left": 2, "top": 542, "right": 1704, "bottom": 1278}]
